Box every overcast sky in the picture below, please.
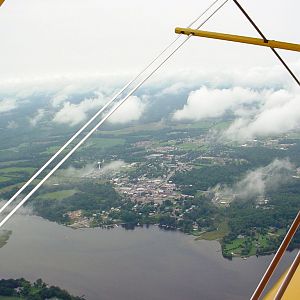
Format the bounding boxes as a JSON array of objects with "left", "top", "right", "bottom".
[{"left": 0, "top": 0, "right": 299, "bottom": 82}]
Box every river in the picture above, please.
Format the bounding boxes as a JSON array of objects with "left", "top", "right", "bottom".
[{"left": 0, "top": 215, "right": 297, "bottom": 300}]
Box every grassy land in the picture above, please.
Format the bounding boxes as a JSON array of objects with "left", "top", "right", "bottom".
[
  {"left": 87, "top": 137, "right": 125, "bottom": 149},
  {"left": 0, "top": 167, "right": 36, "bottom": 174},
  {"left": 37, "top": 189, "right": 78, "bottom": 201},
  {"left": 223, "top": 231, "right": 284, "bottom": 257},
  {"left": 173, "top": 121, "right": 213, "bottom": 130},
  {"left": 177, "top": 143, "right": 205, "bottom": 151},
  {"left": 0, "top": 176, "right": 10, "bottom": 183},
  {"left": 43, "top": 145, "right": 61, "bottom": 155},
  {"left": 104, "top": 122, "right": 167, "bottom": 135},
  {"left": 223, "top": 238, "right": 248, "bottom": 256},
  {"left": 98, "top": 120, "right": 217, "bottom": 137},
  {"left": 0, "top": 160, "right": 29, "bottom": 167},
  {"left": 0, "top": 182, "right": 25, "bottom": 196},
  {"left": 0, "top": 297, "right": 23, "bottom": 300},
  {"left": 0, "top": 179, "right": 41, "bottom": 196},
  {"left": 46, "top": 136, "right": 127, "bottom": 152},
  {"left": 195, "top": 220, "right": 229, "bottom": 240},
  {"left": 196, "top": 222, "right": 282, "bottom": 257}
]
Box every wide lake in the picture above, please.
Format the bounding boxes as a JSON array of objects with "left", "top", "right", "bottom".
[{"left": 0, "top": 215, "right": 297, "bottom": 300}]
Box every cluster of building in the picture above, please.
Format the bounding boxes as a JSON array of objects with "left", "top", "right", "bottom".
[
  {"left": 109, "top": 142, "right": 196, "bottom": 203},
  {"left": 66, "top": 210, "right": 91, "bottom": 228},
  {"left": 241, "top": 137, "right": 296, "bottom": 150},
  {"left": 113, "top": 176, "right": 178, "bottom": 203}
]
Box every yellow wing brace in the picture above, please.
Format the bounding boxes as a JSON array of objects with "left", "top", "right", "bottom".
[{"left": 175, "top": 27, "right": 300, "bottom": 52}]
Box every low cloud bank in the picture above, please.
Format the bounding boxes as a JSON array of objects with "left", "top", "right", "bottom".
[
  {"left": 1, "top": 62, "right": 300, "bottom": 134},
  {"left": 225, "top": 90, "right": 300, "bottom": 140},
  {"left": 0, "top": 98, "right": 17, "bottom": 113},
  {"left": 107, "top": 96, "right": 146, "bottom": 124},
  {"left": 52, "top": 93, "right": 146, "bottom": 126},
  {"left": 173, "top": 86, "right": 300, "bottom": 141},
  {"left": 211, "top": 159, "right": 294, "bottom": 201},
  {"left": 100, "top": 160, "right": 126, "bottom": 174},
  {"left": 61, "top": 160, "right": 126, "bottom": 178},
  {"left": 29, "top": 109, "right": 46, "bottom": 126},
  {"left": 53, "top": 94, "right": 106, "bottom": 126},
  {"left": 173, "top": 86, "right": 260, "bottom": 121}
]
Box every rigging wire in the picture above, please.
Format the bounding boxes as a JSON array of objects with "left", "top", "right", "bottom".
[
  {"left": 0, "top": 0, "right": 229, "bottom": 228},
  {"left": 231, "top": 1, "right": 300, "bottom": 299},
  {"left": 0, "top": 0, "right": 222, "bottom": 217},
  {"left": 233, "top": 0, "right": 300, "bottom": 86}
]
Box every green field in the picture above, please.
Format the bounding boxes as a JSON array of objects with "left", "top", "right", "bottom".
[
  {"left": 223, "top": 232, "right": 282, "bottom": 257},
  {"left": 100, "top": 120, "right": 214, "bottom": 136},
  {"left": 0, "top": 160, "right": 29, "bottom": 167},
  {"left": 87, "top": 137, "right": 125, "bottom": 149},
  {"left": 223, "top": 238, "right": 246, "bottom": 255},
  {"left": 0, "top": 182, "right": 27, "bottom": 196},
  {"left": 173, "top": 121, "right": 213, "bottom": 130},
  {"left": 43, "top": 145, "right": 61, "bottom": 155},
  {"left": 37, "top": 189, "right": 78, "bottom": 201},
  {"left": 100, "top": 122, "right": 166, "bottom": 136},
  {"left": 0, "top": 167, "right": 36, "bottom": 174},
  {"left": 0, "top": 297, "right": 22, "bottom": 300},
  {"left": 0, "top": 176, "right": 10, "bottom": 183},
  {"left": 196, "top": 220, "right": 229, "bottom": 240},
  {"left": 177, "top": 143, "right": 204, "bottom": 151}
]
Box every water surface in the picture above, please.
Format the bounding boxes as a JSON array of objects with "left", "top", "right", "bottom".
[{"left": 0, "top": 215, "right": 296, "bottom": 300}]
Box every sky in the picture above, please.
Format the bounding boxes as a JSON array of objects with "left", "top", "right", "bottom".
[
  {"left": 0, "top": 0, "right": 300, "bottom": 142},
  {"left": 0, "top": 0, "right": 299, "bottom": 81}
]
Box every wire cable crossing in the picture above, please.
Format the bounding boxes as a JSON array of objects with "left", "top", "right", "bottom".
[
  {"left": 0, "top": 0, "right": 223, "bottom": 218},
  {"left": 233, "top": 0, "right": 300, "bottom": 86},
  {"left": 0, "top": 0, "right": 229, "bottom": 228}
]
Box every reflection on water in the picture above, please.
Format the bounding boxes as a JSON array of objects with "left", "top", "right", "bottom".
[
  {"left": 0, "top": 215, "right": 297, "bottom": 300},
  {"left": 0, "top": 230, "right": 12, "bottom": 249}
]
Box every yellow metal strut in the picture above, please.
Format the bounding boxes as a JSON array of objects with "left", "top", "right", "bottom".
[
  {"left": 0, "top": 0, "right": 6, "bottom": 7},
  {"left": 175, "top": 27, "right": 300, "bottom": 52}
]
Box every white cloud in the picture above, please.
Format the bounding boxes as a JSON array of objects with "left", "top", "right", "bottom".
[
  {"left": 0, "top": 73, "right": 126, "bottom": 109},
  {"left": 173, "top": 86, "right": 260, "bottom": 121},
  {"left": 6, "top": 121, "right": 18, "bottom": 129},
  {"left": 52, "top": 91, "right": 145, "bottom": 127},
  {"left": 108, "top": 96, "right": 146, "bottom": 124},
  {"left": 51, "top": 93, "right": 69, "bottom": 108},
  {"left": 29, "top": 109, "right": 46, "bottom": 126},
  {"left": 53, "top": 94, "right": 106, "bottom": 126},
  {"left": 0, "top": 98, "right": 17, "bottom": 113},
  {"left": 172, "top": 84, "right": 300, "bottom": 141},
  {"left": 159, "top": 82, "right": 188, "bottom": 96},
  {"left": 213, "top": 159, "right": 294, "bottom": 201},
  {"left": 58, "top": 160, "right": 126, "bottom": 179},
  {"left": 225, "top": 90, "right": 300, "bottom": 140},
  {"left": 101, "top": 160, "right": 127, "bottom": 174}
]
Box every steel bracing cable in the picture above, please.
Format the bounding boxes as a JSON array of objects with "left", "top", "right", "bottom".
[
  {"left": 233, "top": 0, "right": 300, "bottom": 86},
  {"left": 0, "top": 0, "right": 222, "bottom": 217},
  {"left": 0, "top": 0, "right": 229, "bottom": 228},
  {"left": 230, "top": 2, "right": 300, "bottom": 299},
  {"left": 274, "top": 250, "right": 300, "bottom": 300},
  {"left": 250, "top": 212, "right": 300, "bottom": 300}
]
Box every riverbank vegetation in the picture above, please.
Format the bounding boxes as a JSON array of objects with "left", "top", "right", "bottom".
[
  {"left": 0, "top": 278, "right": 85, "bottom": 300},
  {"left": 1, "top": 116, "right": 300, "bottom": 259}
]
